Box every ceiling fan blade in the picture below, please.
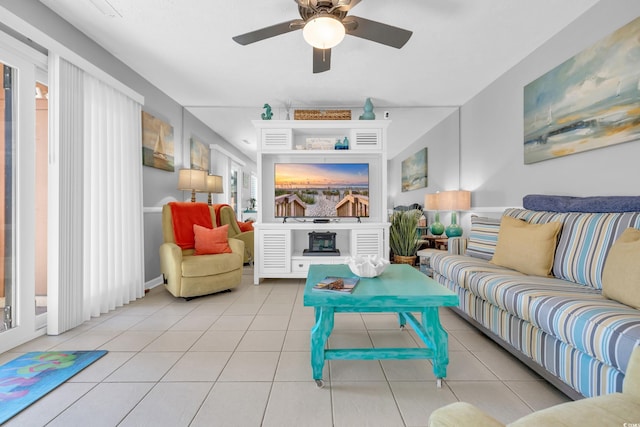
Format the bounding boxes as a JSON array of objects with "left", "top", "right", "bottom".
[
  {"left": 313, "top": 47, "right": 331, "bottom": 73},
  {"left": 232, "top": 20, "right": 302, "bottom": 45},
  {"left": 344, "top": 16, "right": 412, "bottom": 49},
  {"left": 336, "top": 0, "right": 361, "bottom": 11}
]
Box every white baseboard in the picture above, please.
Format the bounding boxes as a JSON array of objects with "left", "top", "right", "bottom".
[{"left": 145, "top": 275, "right": 164, "bottom": 290}]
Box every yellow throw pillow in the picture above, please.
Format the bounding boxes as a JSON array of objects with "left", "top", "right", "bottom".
[
  {"left": 490, "top": 216, "right": 562, "bottom": 276},
  {"left": 602, "top": 228, "right": 640, "bottom": 309}
]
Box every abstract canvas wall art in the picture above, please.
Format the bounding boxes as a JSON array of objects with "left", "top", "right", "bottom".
[
  {"left": 401, "top": 147, "right": 428, "bottom": 192},
  {"left": 524, "top": 16, "right": 640, "bottom": 164}
]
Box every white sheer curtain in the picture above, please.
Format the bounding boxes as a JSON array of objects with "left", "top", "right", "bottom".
[
  {"left": 48, "top": 56, "right": 144, "bottom": 334},
  {"left": 83, "top": 73, "right": 144, "bottom": 318}
]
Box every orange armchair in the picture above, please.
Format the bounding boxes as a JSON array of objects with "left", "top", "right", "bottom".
[{"left": 214, "top": 204, "right": 254, "bottom": 263}]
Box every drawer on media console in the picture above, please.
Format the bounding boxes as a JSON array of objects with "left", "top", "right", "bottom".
[
  {"left": 292, "top": 259, "right": 312, "bottom": 273},
  {"left": 291, "top": 257, "right": 343, "bottom": 273}
]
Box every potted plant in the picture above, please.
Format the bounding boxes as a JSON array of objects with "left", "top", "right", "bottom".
[{"left": 389, "top": 209, "right": 422, "bottom": 265}]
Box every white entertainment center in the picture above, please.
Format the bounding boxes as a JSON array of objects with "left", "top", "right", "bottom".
[{"left": 253, "top": 119, "right": 390, "bottom": 285}]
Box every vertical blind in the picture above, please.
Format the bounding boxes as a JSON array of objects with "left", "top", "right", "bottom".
[{"left": 49, "top": 56, "right": 144, "bottom": 334}]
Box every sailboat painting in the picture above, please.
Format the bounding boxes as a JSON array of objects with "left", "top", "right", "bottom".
[
  {"left": 524, "top": 16, "right": 640, "bottom": 164},
  {"left": 190, "top": 137, "right": 209, "bottom": 171},
  {"left": 142, "top": 111, "right": 175, "bottom": 171}
]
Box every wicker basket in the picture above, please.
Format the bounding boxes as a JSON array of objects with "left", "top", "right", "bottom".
[
  {"left": 294, "top": 109, "right": 351, "bottom": 120},
  {"left": 393, "top": 255, "right": 417, "bottom": 265}
]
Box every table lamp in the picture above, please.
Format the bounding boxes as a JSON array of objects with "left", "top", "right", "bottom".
[
  {"left": 200, "top": 174, "right": 223, "bottom": 205},
  {"left": 438, "top": 190, "right": 471, "bottom": 238},
  {"left": 177, "top": 169, "right": 206, "bottom": 202},
  {"left": 424, "top": 193, "right": 444, "bottom": 236}
]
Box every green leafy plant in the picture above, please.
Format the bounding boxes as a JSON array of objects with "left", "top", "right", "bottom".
[{"left": 389, "top": 209, "right": 422, "bottom": 257}]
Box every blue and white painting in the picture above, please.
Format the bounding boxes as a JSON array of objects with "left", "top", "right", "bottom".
[
  {"left": 401, "top": 147, "right": 428, "bottom": 192},
  {"left": 524, "top": 16, "right": 640, "bottom": 164}
]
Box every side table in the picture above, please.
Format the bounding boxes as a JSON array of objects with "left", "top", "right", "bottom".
[
  {"left": 417, "top": 248, "right": 447, "bottom": 277},
  {"left": 420, "top": 236, "right": 449, "bottom": 251}
]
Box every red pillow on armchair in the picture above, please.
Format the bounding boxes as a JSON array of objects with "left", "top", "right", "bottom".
[
  {"left": 193, "top": 224, "right": 232, "bottom": 255},
  {"left": 237, "top": 220, "right": 254, "bottom": 232}
]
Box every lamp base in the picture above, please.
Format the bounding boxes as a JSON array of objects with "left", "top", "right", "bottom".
[
  {"left": 430, "top": 222, "right": 445, "bottom": 236},
  {"left": 445, "top": 224, "right": 463, "bottom": 238}
]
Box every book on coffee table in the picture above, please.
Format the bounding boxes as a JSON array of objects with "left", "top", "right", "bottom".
[{"left": 312, "top": 276, "right": 359, "bottom": 294}]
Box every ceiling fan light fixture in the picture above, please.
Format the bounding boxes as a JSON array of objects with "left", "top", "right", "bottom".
[{"left": 303, "top": 15, "right": 345, "bottom": 49}]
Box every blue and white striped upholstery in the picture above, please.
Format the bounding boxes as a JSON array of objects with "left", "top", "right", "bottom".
[
  {"left": 503, "top": 209, "right": 640, "bottom": 289},
  {"left": 434, "top": 270, "right": 630, "bottom": 397},
  {"left": 465, "top": 216, "right": 501, "bottom": 260},
  {"left": 432, "top": 204, "right": 640, "bottom": 399},
  {"left": 430, "top": 253, "right": 522, "bottom": 290},
  {"left": 503, "top": 208, "right": 568, "bottom": 225},
  {"left": 465, "top": 271, "right": 640, "bottom": 374},
  {"left": 551, "top": 212, "right": 640, "bottom": 289}
]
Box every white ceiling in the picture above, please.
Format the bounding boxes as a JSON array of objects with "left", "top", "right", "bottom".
[{"left": 38, "top": 0, "right": 600, "bottom": 162}]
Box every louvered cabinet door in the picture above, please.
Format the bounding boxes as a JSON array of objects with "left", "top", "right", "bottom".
[
  {"left": 259, "top": 229, "right": 291, "bottom": 274},
  {"left": 351, "top": 228, "right": 383, "bottom": 258},
  {"left": 350, "top": 129, "right": 382, "bottom": 150}
]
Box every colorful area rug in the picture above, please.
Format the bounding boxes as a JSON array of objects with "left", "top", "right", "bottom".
[{"left": 0, "top": 350, "right": 107, "bottom": 424}]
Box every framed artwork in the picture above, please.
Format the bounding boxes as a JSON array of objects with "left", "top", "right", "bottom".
[
  {"left": 243, "top": 172, "right": 249, "bottom": 188},
  {"left": 141, "top": 111, "right": 174, "bottom": 171},
  {"left": 401, "top": 147, "right": 428, "bottom": 192},
  {"left": 524, "top": 16, "right": 640, "bottom": 164},
  {"left": 190, "top": 137, "right": 209, "bottom": 171}
]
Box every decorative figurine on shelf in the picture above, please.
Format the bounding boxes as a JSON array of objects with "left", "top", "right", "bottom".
[
  {"left": 334, "top": 136, "right": 350, "bottom": 150},
  {"left": 261, "top": 103, "right": 273, "bottom": 120},
  {"left": 284, "top": 100, "right": 292, "bottom": 120},
  {"left": 359, "top": 97, "right": 375, "bottom": 120}
]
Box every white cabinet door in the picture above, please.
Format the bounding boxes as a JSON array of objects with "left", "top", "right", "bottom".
[
  {"left": 350, "top": 128, "right": 382, "bottom": 150},
  {"left": 261, "top": 128, "right": 292, "bottom": 151},
  {"left": 351, "top": 228, "right": 383, "bottom": 257},
  {"left": 259, "top": 229, "right": 291, "bottom": 274}
]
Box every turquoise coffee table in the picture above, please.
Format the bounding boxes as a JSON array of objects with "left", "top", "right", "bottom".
[{"left": 303, "top": 264, "right": 459, "bottom": 388}]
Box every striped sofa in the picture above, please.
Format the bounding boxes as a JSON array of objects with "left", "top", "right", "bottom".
[{"left": 430, "top": 195, "right": 640, "bottom": 399}]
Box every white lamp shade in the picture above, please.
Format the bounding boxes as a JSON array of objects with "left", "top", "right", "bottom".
[
  {"left": 424, "top": 193, "right": 440, "bottom": 211},
  {"left": 177, "top": 169, "right": 206, "bottom": 191},
  {"left": 303, "top": 16, "right": 345, "bottom": 49},
  {"left": 438, "top": 190, "right": 471, "bottom": 211},
  {"left": 204, "top": 174, "right": 223, "bottom": 193}
]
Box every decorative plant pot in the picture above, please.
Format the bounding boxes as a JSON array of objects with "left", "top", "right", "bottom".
[{"left": 393, "top": 255, "right": 417, "bottom": 265}]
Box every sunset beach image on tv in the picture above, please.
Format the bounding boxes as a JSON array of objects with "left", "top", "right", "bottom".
[{"left": 274, "top": 163, "right": 369, "bottom": 218}]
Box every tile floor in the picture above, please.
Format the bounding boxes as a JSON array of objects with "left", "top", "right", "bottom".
[{"left": 1, "top": 267, "right": 570, "bottom": 426}]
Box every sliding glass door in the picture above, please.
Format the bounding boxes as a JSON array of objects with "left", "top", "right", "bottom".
[
  {"left": 0, "top": 36, "right": 47, "bottom": 352},
  {"left": 1, "top": 62, "right": 14, "bottom": 334}
]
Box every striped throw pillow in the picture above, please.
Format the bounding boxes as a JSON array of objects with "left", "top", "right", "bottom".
[
  {"left": 552, "top": 212, "right": 640, "bottom": 289},
  {"left": 465, "top": 216, "right": 501, "bottom": 260}
]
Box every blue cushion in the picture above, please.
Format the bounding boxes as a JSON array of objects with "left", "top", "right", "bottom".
[{"left": 523, "top": 195, "right": 640, "bottom": 213}]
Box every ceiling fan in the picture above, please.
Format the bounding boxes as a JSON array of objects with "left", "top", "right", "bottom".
[{"left": 232, "top": 0, "right": 413, "bottom": 73}]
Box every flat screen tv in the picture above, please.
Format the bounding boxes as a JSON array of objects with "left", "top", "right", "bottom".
[{"left": 274, "top": 163, "right": 369, "bottom": 218}]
